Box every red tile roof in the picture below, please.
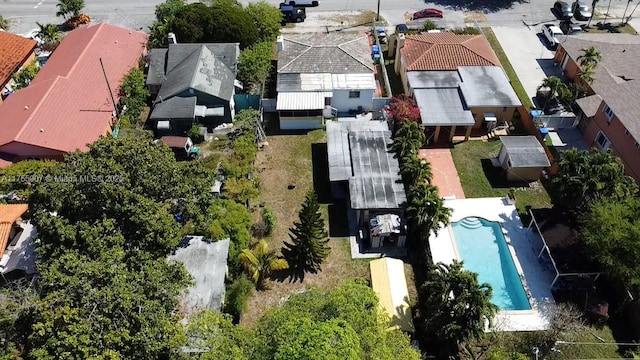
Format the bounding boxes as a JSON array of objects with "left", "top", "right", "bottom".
[
  {"left": 0, "top": 31, "right": 37, "bottom": 86},
  {"left": 401, "top": 33, "right": 501, "bottom": 71},
  {"left": 0, "top": 23, "right": 147, "bottom": 154}
]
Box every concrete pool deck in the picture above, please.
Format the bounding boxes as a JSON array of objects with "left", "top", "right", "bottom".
[{"left": 429, "top": 197, "right": 556, "bottom": 332}]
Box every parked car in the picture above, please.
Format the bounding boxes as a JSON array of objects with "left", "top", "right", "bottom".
[
  {"left": 571, "top": 1, "right": 592, "bottom": 21},
  {"left": 559, "top": 20, "right": 583, "bottom": 34},
  {"left": 412, "top": 8, "right": 444, "bottom": 20},
  {"left": 280, "top": 4, "right": 306, "bottom": 23},
  {"left": 395, "top": 24, "right": 409, "bottom": 33},
  {"left": 553, "top": 1, "right": 572, "bottom": 19},
  {"left": 542, "top": 23, "right": 564, "bottom": 47},
  {"left": 285, "top": 0, "right": 319, "bottom": 6}
]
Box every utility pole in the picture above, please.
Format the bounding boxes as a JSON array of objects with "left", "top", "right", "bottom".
[{"left": 376, "top": 0, "right": 381, "bottom": 22}]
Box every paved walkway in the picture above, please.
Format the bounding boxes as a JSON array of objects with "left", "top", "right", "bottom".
[{"left": 418, "top": 148, "right": 465, "bottom": 199}]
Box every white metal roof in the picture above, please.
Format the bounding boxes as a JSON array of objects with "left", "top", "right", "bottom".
[{"left": 276, "top": 91, "right": 332, "bottom": 111}]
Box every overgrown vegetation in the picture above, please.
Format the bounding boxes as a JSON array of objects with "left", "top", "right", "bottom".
[
  {"left": 237, "top": 41, "right": 274, "bottom": 94},
  {"left": 148, "top": 0, "right": 281, "bottom": 49},
  {"left": 0, "top": 15, "right": 10, "bottom": 30},
  {"left": 453, "top": 27, "right": 482, "bottom": 35},
  {"left": 35, "top": 22, "right": 62, "bottom": 52},
  {"left": 118, "top": 67, "right": 149, "bottom": 127},
  {"left": 10, "top": 60, "right": 40, "bottom": 90}
]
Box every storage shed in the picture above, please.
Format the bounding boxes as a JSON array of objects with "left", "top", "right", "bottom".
[
  {"left": 498, "top": 136, "right": 550, "bottom": 182},
  {"left": 369, "top": 258, "right": 414, "bottom": 333}
]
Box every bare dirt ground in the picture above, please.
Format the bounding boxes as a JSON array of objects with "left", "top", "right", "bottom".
[{"left": 242, "top": 130, "right": 370, "bottom": 326}]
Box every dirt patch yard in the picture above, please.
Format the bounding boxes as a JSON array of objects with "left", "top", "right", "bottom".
[{"left": 242, "top": 130, "right": 370, "bottom": 326}]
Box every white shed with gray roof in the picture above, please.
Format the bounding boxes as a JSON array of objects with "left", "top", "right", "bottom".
[{"left": 498, "top": 136, "right": 550, "bottom": 182}]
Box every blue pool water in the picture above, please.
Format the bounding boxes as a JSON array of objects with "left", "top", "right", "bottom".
[{"left": 451, "top": 217, "right": 531, "bottom": 311}]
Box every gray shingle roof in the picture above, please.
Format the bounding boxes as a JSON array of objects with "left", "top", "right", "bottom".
[
  {"left": 168, "top": 236, "right": 229, "bottom": 313},
  {"left": 147, "top": 48, "right": 167, "bottom": 86},
  {"left": 326, "top": 121, "right": 406, "bottom": 210},
  {"left": 560, "top": 35, "right": 640, "bottom": 140},
  {"left": 278, "top": 33, "right": 374, "bottom": 74},
  {"left": 149, "top": 96, "right": 196, "bottom": 120},
  {"left": 501, "top": 136, "right": 550, "bottom": 168},
  {"left": 575, "top": 94, "right": 602, "bottom": 117}
]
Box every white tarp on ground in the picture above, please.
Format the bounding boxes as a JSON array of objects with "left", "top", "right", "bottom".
[{"left": 369, "top": 257, "right": 415, "bottom": 332}]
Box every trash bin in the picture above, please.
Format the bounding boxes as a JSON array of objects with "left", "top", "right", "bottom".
[{"left": 539, "top": 127, "right": 549, "bottom": 136}]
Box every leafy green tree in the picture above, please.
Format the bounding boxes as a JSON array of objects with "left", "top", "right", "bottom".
[
  {"left": 581, "top": 197, "right": 640, "bottom": 293},
  {"left": 118, "top": 67, "right": 149, "bottom": 127},
  {"left": 250, "top": 280, "right": 420, "bottom": 360},
  {"left": 167, "top": 2, "right": 212, "bottom": 43},
  {"left": 184, "top": 310, "right": 249, "bottom": 359},
  {"left": 549, "top": 148, "right": 638, "bottom": 213},
  {"left": 202, "top": 199, "right": 252, "bottom": 274},
  {"left": 246, "top": 1, "right": 282, "bottom": 42},
  {"left": 223, "top": 275, "right": 254, "bottom": 322},
  {"left": 417, "top": 261, "right": 498, "bottom": 356},
  {"left": 0, "top": 15, "right": 10, "bottom": 31},
  {"left": 282, "top": 191, "right": 330, "bottom": 273},
  {"left": 0, "top": 159, "right": 58, "bottom": 198},
  {"left": 237, "top": 41, "right": 273, "bottom": 93},
  {"left": 238, "top": 240, "right": 288, "bottom": 290},
  {"left": 35, "top": 22, "right": 62, "bottom": 52},
  {"left": 392, "top": 120, "right": 425, "bottom": 159},
  {"left": 11, "top": 60, "right": 40, "bottom": 90},
  {"left": 538, "top": 76, "right": 570, "bottom": 106},
  {"left": 148, "top": 0, "right": 186, "bottom": 47},
  {"left": 55, "top": 0, "right": 84, "bottom": 20}
]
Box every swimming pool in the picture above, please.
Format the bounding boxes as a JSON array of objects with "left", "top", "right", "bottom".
[{"left": 451, "top": 217, "right": 531, "bottom": 311}]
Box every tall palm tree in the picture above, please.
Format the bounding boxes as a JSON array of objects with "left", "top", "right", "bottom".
[
  {"left": 406, "top": 182, "right": 451, "bottom": 237},
  {"left": 588, "top": 0, "right": 599, "bottom": 27},
  {"left": 238, "top": 240, "right": 288, "bottom": 290},
  {"left": 576, "top": 65, "right": 596, "bottom": 85},
  {"left": 35, "top": 22, "right": 62, "bottom": 52},
  {"left": 56, "top": 0, "right": 85, "bottom": 20},
  {"left": 400, "top": 155, "right": 433, "bottom": 185},
  {"left": 392, "top": 121, "right": 425, "bottom": 159},
  {"left": 577, "top": 46, "right": 602, "bottom": 68},
  {"left": 417, "top": 261, "right": 498, "bottom": 355}
]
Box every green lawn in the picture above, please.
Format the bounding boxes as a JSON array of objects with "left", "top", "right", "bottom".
[
  {"left": 483, "top": 28, "right": 534, "bottom": 110},
  {"left": 450, "top": 141, "right": 551, "bottom": 221}
]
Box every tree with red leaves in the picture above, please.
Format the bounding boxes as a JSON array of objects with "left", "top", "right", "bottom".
[{"left": 388, "top": 94, "right": 421, "bottom": 125}]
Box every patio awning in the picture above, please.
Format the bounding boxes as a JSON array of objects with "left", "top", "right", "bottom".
[
  {"left": 276, "top": 91, "right": 332, "bottom": 111},
  {"left": 414, "top": 88, "right": 475, "bottom": 126}
]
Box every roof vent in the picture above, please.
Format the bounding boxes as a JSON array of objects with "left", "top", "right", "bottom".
[
  {"left": 167, "top": 32, "right": 177, "bottom": 45},
  {"left": 40, "top": 128, "right": 44, "bottom": 133},
  {"left": 276, "top": 35, "right": 284, "bottom": 52},
  {"left": 24, "top": 105, "right": 29, "bottom": 110}
]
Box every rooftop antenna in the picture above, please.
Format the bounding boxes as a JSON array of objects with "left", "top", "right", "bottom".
[{"left": 99, "top": 58, "right": 119, "bottom": 118}]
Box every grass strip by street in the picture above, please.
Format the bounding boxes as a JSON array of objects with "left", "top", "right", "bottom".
[{"left": 482, "top": 27, "right": 534, "bottom": 110}]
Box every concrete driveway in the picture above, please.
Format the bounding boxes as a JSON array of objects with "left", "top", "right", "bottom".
[{"left": 491, "top": 25, "right": 563, "bottom": 106}]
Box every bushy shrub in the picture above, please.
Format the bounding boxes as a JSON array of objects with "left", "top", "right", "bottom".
[
  {"left": 262, "top": 208, "right": 276, "bottom": 235},
  {"left": 187, "top": 124, "right": 204, "bottom": 143},
  {"left": 452, "top": 27, "right": 481, "bottom": 35},
  {"left": 423, "top": 21, "right": 438, "bottom": 30},
  {"left": 224, "top": 274, "right": 254, "bottom": 322}
]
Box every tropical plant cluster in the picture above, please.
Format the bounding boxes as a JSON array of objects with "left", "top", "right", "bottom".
[
  {"left": 118, "top": 67, "right": 150, "bottom": 128},
  {"left": 184, "top": 281, "right": 420, "bottom": 359},
  {"left": 11, "top": 60, "right": 41, "bottom": 91},
  {"left": 56, "top": 0, "right": 89, "bottom": 29}
]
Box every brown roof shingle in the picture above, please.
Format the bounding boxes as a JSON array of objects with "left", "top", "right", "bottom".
[
  {"left": 401, "top": 33, "right": 501, "bottom": 71},
  {"left": 0, "top": 31, "right": 37, "bottom": 86}
]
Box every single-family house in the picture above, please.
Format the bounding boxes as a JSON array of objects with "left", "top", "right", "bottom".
[
  {"left": 394, "top": 33, "right": 521, "bottom": 142},
  {"left": 554, "top": 34, "right": 640, "bottom": 183},
  {"left": 498, "top": 136, "right": 551, "bottom": 182},
  {"left": 0, "top": 204, "right": 38, "bottom": 274},
  {"left": 147, "top": 42, "right": 239, "bottom": 134},
  {"left": 0, "top": 31, "right": 37, "bottom": 103},
  {"left": 168, "top": 236, "right": 230, "bottom": 314},
  {"left": 327, "top": 121, "right": 407, "bottom": 248},
  {"left": 0, "top": 23, "right": 147, "bottom": 167},
  {"left": 276, "top": 33, "right": 378, "bottom": 130}
]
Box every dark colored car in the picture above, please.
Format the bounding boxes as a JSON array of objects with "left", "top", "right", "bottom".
[
  {"left": 280, "top": 4, "right": 306, "bottom": 23},
  {"left": 559, "top": 20, "right": 583, "bottom": 34},
  {"left": 572, "top": 1, "right": 592, "bottom": 21},
  {"left": 412, "top": 8, "right": 444, "bottom": 20},
  {"left": 553, "top": 1, "right": 572, "bottom": 19},
  {"left": 395, "top": 24, "right": 409, "bottom": 33}
]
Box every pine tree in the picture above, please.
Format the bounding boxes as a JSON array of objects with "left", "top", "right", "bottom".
[{"left": 282, "top": 191, "right": 330, "bottom": 273}]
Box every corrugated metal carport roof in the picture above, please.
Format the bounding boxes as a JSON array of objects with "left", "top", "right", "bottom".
[{"left": 276, "top": 91, "right": 332, "bottom": 110}]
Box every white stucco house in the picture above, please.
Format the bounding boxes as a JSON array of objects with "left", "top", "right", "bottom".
[{"left": 276, "top": 33, "right": 380, "bottom": 130}]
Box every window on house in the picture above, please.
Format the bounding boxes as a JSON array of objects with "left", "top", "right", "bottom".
[
  {"left": 348, "top": 91, "right": 361, "bottom": 99},
  {"left": 636, "top": 142, "right": 640, "bottom": 149},
  {"left": 603, "top": 105, "right": 614, "bottom": 122},
  {"left": 626, "top": 129, "right": 631, "bottom": 137},
  {"left": 595, "top": 131, "right": 611, "bottom": 151}
]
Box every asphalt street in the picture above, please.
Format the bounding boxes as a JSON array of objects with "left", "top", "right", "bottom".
[{"left": 1, "top": 0, "right": 637, "bottom": 39}]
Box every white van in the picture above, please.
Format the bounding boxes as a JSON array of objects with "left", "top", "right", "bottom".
[{"left": 286, "top": 0, "right": 319, "bottom": 6}]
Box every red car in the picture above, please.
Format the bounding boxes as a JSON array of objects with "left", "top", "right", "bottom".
[{"left": 412, "top": 8, "right": 444, "bottom": 20}]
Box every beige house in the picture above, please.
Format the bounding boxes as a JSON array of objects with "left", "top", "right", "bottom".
[{"left": 394, "top": 33, "right": 521, "bottom": 142}]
